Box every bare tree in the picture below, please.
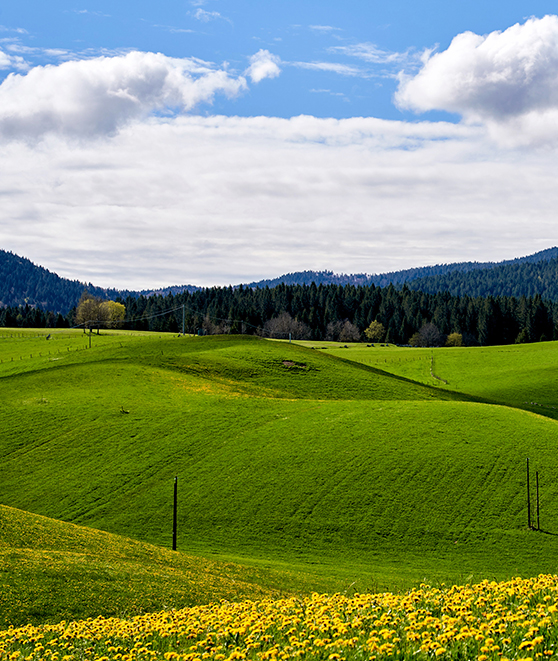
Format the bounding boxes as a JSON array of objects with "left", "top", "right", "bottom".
[
  {"left": 325, "top": 320, "right": 344, "bottom": 341},
  {"left": 262, "top": 312, "right": 311, "bottom": 340},
  {"left": 202, "top": 314, "right": 231, "bottom": 335},
  {"left": 409, "top": 322, "right": 446, "bottom": 347},
  {"left": 339, "top": 320, "right": 361, "bottom": 342}
]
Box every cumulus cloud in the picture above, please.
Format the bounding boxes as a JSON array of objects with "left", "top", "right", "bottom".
[
  {"left": 0, "top": 50, "right": 15, "bottom": 68},
  {"left": 0, "top": 48, "right": 28, "bottom": 71},
  {"left": 0, "top": 51, "right": 247, "bottom": 139},
  {"left": 245, "top": 49, "right": 281, "bottom": 83},
  {"left": 396, "top": 15, "right": 558, "bottom": 123}
]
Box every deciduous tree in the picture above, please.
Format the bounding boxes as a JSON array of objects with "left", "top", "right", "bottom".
[
  {"left": 339, "top": 320, "right": 361, "bottom": 342},
  {"left": 364, "top": 320, "right": 386, "bottom": 343}
]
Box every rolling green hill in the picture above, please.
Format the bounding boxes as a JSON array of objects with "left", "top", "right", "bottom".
[
  {"left": 314, "top": 340, "right": 558, "bottom": 417},
  {"left": 0, "top": 503, "right": 328, "bottom": 628},
  {"left": 3, "top": 329, "right": 558, "bottom": 626}
]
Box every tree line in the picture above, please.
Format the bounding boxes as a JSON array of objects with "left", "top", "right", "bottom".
[{"left": 2, "top": 282, "right": 557, "bottom": 346}]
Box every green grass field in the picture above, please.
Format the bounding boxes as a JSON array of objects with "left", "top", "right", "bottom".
[
  {"left": 3, "top": 329, "right": 558, "bottom": 626},
  {"left": 0, "top": 504, "right": 335, "bottom": 628},
  {"left": 306, "top": 340, "right": 558, "bottom": 416}
]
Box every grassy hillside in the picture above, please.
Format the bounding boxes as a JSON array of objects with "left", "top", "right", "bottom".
[
  {"left": 3, "top": 330, "right": 558, "bottom": 626},
  {"left": 313, "top": 340, "right": 558, "bottom": 417},
  {"left": 0, "top": 503, "right": 338, "bottom": 629}
]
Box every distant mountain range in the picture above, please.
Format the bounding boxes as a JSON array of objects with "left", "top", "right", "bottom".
[
  {"left": 2, "top": 247, "right": 558, "bottom": 315},
  {"left": 246, "top": 247, "right": 558, "bottom": 289}
]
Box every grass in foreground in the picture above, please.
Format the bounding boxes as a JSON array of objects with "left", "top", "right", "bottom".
[
  {"left": 2, "top": 574, "right": 558, "bottom": 660},
  {"left": 0, "top": 505, "right": 340, "bottom": 629}
]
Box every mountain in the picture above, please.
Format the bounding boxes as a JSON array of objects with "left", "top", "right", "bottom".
[
  {"left": 245, "top": 247, "right": 558, "bottom": 289},
  {"left": 138, "top": 284, "right": 201, "bottom": 297},
  {"left": 0, "top": 250, "right": 199, "bottom": 315},
  {"left": 3, "top": 246, "right": 558, "bottom": 316},
  {"left": 405, "top": 251, "right": 558, "bottom": 300}
]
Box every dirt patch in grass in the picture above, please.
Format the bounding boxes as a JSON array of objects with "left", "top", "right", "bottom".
[{"left": 282, "top": 360, "right": 307, "bottom": 369}]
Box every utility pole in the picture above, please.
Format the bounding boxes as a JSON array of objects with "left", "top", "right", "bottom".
[
  {"left": 527, "top": 458, "right": 532, "bottom": 529},
  {"left": 172, "top": 476, "right": 178, "bottom": 551},
  {"left": 535, "top": 471, "right": 541, "bottom": 530},
  {"left": 182, "top": 305, "right": 185, "bottom": 336}
]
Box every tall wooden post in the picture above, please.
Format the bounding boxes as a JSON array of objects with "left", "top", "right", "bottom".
[
  {"left": 535, "top": 471, "right": 541, "bottom": 530},
  {"left": 527, "top": 458, "right": 531, "bottom": 529},
  {"left": 172, "top": 476, "right": 178, "bottom": 551}
]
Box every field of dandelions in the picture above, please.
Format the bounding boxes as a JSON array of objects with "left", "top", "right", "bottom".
[{"left": 2, "top": 575, "right": 558, "bottom": 661}]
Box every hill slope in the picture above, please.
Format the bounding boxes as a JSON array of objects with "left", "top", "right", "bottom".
[
  {"left": 0, "top": 503, "right": 321, "bottom": 628},
  {"left": 3, "top": 331, "right": 558, "bottom": 599},
  {"left": 318, "top": 340, "right": 558, "bottom": 417},
  {"left": 0, "top": 250, "right": 125, "bottom": 314}
]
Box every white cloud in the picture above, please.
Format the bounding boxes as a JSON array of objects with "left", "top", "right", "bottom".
[
  {"left": 0, "top": 49, "right": 28, "bottom": 71},
  {"left": 156, "top": 25, "right": 195, "bottom": 34},
  {"left": 0, "top": 51, "right": 247, "bottom": 139},
  {"left": 1, "top": 114, "right": 554, "bottom": 290},
  {"left": 246, "top": 49, "right": 281, "bottom": 83},
  {"left": 2, "top": 20, "right": 558, "bottom": 289},
  {"left": 396, "top": 15, "right": 558, "bottom": 125},
  {"left": 70, "top": 9, "right": 111, "bottom": 18},
  {"left": 193, "top": 8, "right": 228, "bottom": 23},
  {"left": 0, "top": 25, "right": 28, "bottom": 35},
  {"left": 309, "top": 25, "right": 342, "bottom": 33},
  {"left": 310, "top": 89, "right": 346, "bottom": 98},
  {"left": 330, "top": 42, "right": 411, "bottom": 65},
  {"left": 292, "top": 61, "right": 366, "bottom": 77}
]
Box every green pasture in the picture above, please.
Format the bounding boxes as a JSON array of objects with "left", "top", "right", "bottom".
[
  {"left": 308, "top": 340, "right": 558, "bottom": 417},
  {"left": 0, "top": 504, "right": 329, "bottom": 628},
  {"left": 3, "top": 330, "right": 558, "bottom": 626}
]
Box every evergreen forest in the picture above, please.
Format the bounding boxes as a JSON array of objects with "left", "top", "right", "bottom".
[
  {"left": 4, "top": 247, "right": 558, "bottom": 345},
  {"left": 2, "top": 282, "right": 556, "bottom": 347}
]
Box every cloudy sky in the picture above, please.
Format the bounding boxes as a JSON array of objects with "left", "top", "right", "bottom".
[{"left": 2, "top": 1, "right": 558, "bottom": 289}]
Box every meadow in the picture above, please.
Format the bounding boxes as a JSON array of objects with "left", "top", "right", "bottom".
[
  {"left": 310, "top": 340, "right": 558, "bottom": 417},
  {"left": 2, "top": 329, "right": 558, "bottom": 628},
  {"left": 2, "top": 574, "right": 558, "bottom": 660},
  {"left": 0, "top": 503, "right": 327, "bottom": 629}
]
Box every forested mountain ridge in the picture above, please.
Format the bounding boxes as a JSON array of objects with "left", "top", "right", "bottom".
[
  {"left": 246, "top": 247, "right": 558, "bottom": 289},
  {"left": 406, "top": 254, "right": 558, "bottom": 300},
  {"left": 0, "top": 250, "right": 201, "bottom": 314},
  {"left": 2, "top": 246, "right": 558, "bottom": 317},
  {"left": 2, "top": 248, "right": 558, "bottom": 346},
  {"left": 0, "top": 250, "right": 123, "bottom": 314}
]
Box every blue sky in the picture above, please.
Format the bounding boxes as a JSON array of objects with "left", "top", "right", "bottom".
[
  {"left": 4, "top": 1, "right": 555, "bottom": 121},
  {"left": 1, "top": 1, "right": 558, "bottom": 288}
]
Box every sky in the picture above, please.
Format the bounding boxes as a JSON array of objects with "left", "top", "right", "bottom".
[{"left": 2, "top": 2, "right": 558, "bottom": 289}]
